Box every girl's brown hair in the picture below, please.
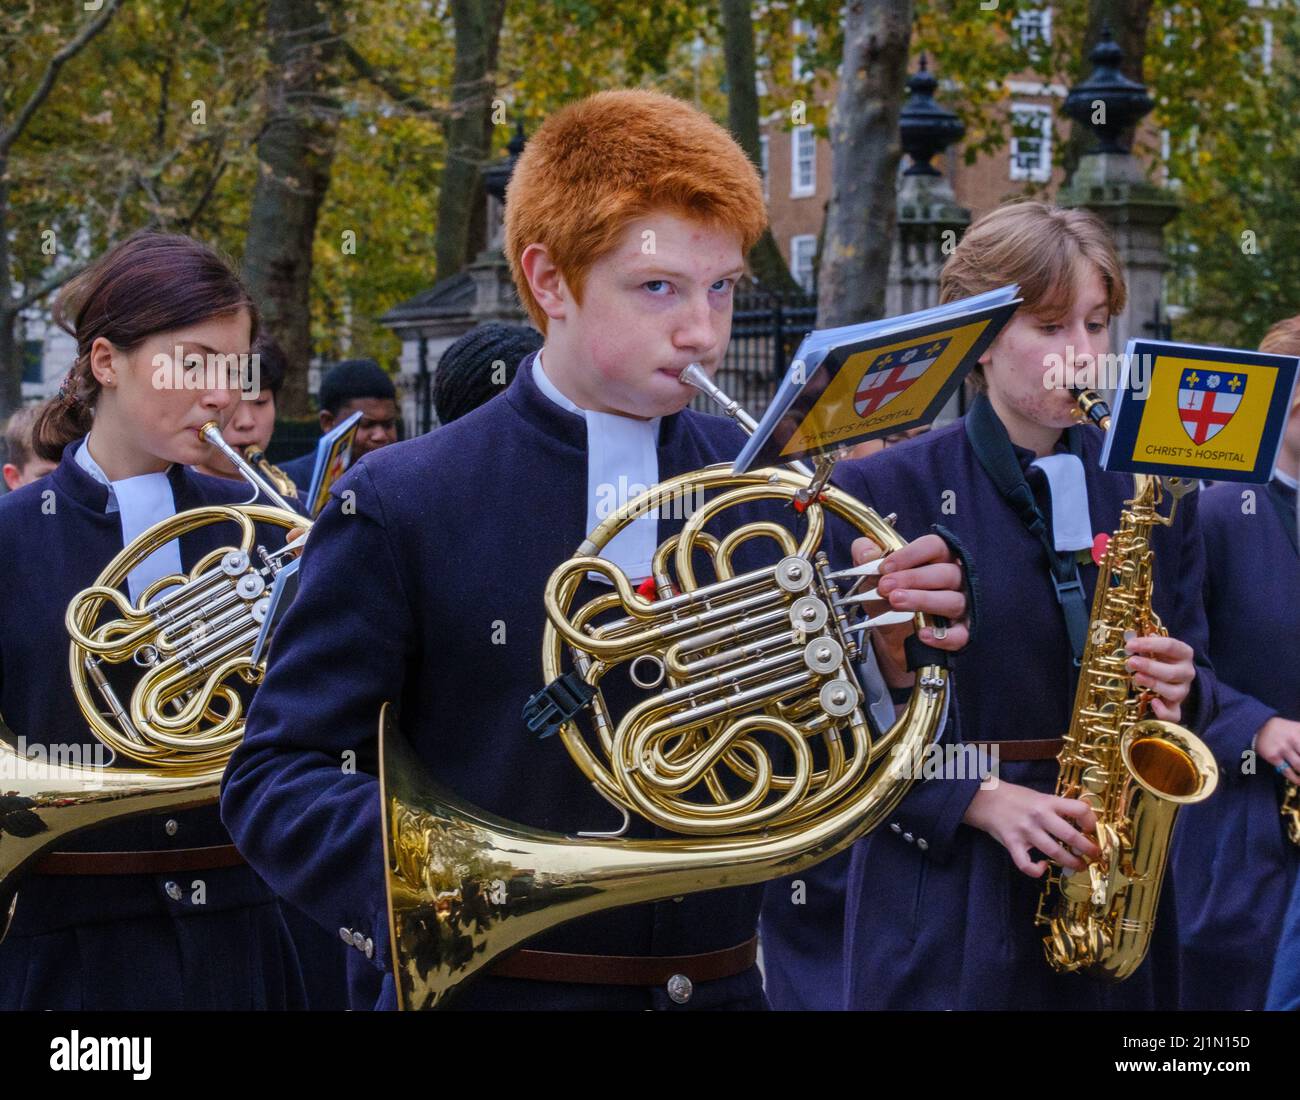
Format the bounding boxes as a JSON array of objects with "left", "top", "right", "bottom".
[
  {"left": 939, "top": 201, "right": 1127, "bottom": 389},
  {"left": 34, "top": 230, "right": 260, "bottom": 461}
]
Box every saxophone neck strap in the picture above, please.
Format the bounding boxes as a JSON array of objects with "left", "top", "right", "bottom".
[{"left": 966, "top": 393, "right": 1089, "bottom": 664}]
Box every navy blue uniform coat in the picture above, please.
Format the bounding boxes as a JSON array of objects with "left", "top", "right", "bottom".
[{"left": 1174, "top": 478, "right": 1299, "bottom": 1009}]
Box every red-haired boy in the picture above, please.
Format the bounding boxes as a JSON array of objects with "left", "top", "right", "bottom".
[{"left": 222, "top": 90, "right": 968, "bottom": 1011}]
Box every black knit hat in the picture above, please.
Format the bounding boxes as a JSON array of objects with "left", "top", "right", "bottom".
[{"left": 434, "top": 323, "right": 543, "bottom": 425}]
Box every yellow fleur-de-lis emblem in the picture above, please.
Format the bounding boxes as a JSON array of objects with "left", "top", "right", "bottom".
[{"left": 1228, "top": 375, "right": 1243, "bottom": 391}]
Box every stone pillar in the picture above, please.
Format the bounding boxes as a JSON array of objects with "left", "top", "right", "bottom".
[
  {"left": 889, "top": 172, "right": 970, "bottom": 319},
  {"left": 1058, "top": 152, "right": 1178, "bottom": 355}
]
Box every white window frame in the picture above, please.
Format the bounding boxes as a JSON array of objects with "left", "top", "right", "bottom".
[
  {"left": 790, "top": 125, "right": 816, "bottom": 198},
  {"left": 759, "top": 133, "right": 770, "bottom": 201},
  {"left": 791, "top": 18, "right": 811, "bottom": 83},
  {"left": 1012, "top": 8, "right": 1052, "bottom": 52},
  {"left": 1009, "top": 103, "right": 1052, "bottom": 183},
  {"left": 790, "top": 234, "right": 817, "bottom": 294}
]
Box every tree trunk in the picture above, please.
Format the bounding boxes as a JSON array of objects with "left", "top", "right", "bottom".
[
  {"left": 0, "top": 160, "right": 19, "bottom": 422},
  {"left": 241, "top": 0, "right": 341, "bottom": 417},
  {"left": 1061, "top": 0, "right": 1153, "bottom": 187},
  {"left": 816, "top": 0, "right": 912, "bottom": 328},
  {"left": 719, "top": 0, "right": 801, "bottom": 297},
  {"left": 434, "top": 0, "right": 504, "bottom": 281}
]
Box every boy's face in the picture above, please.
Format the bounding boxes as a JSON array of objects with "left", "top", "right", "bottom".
[
  {"left": 321, "top": 397, "right": 399, "bottom": 458},
  {"left": 537, "top": 212, "right": 745, "bottom": 419}
]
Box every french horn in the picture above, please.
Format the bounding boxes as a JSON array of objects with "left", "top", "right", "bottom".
[
  {"left": 382, "top": 364, "right": 952, "bottom": 1009},
  {"left": 0, "top": 422, "right": 306, "bottom": 923}
]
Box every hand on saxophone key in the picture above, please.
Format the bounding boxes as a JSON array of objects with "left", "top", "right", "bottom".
[
  {"left": 962, "top": 783, "right": 1102, "bottom": 878},
  {"left": 1256, "top": 717, "right": 1300, "bottom": 786},
  {"left": 1123, "top": 634, "right": 1196, "bottom": 723},
  {"left": 849, "top": 533, "right": 969, "bottom": 688}
]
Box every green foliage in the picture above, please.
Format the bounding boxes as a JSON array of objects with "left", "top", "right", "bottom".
[
  {"left": 3, "top": 0, "right": 267, "bottom": 287},
  {"left": 7, "top": 0, "right": 1295, "bottom": 372},
  {"left": 1156, "top": 3, "right": 1298, "bottom": 347}
]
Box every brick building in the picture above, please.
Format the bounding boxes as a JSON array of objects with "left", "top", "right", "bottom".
[{"left": 758, "top": 6, "right": 1278, "bottom": 293}]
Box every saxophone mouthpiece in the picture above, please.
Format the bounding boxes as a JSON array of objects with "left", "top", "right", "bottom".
[{"left": 1071, "top": 388, "right": 1113, "bottom": 432}]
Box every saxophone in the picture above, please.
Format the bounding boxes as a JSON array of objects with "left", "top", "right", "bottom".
[
  {"left": 243, "top": 445, "right": 298, "bottom": 501},
  {"left": 1034, "top": 388, "right": 1219, "bottom": 981},
  {"left": 1282, "top": 784, "right": 1300, "bottom": 846}
]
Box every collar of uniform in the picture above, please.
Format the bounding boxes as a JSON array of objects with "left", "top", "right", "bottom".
[
  {"left": 532, "top": 349, "right": 663, "bottom": 581},
  {"left": 1275, "top": 467, "right": 1298, "bottom": 492},
  {"left": 1007, "top": 429, "right": 1084, "bottom": 471},
  {"left": 50, "top": 438, "right": 113, "bottom": 515},
  {"left": 504, "top": 350, "right": 588, "bottom": 452},
  {"left": 531, "top": 350, "right": 582, "bottom": 415},
  {"left": 72, "top": 437, "right": 192, "bottom": 515},
  {"left": 55, "top": 436, "right": 207, "bottom": 516}
]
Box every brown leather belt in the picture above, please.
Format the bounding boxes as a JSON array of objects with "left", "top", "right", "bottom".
[
  {"left": 489, "top": 936, "right": 758, "bottom": 986},
  {"left": 966, "top": 738, "right": 1064, "bottom": 762},
  {"left": 30, "top": 843, "right": 246, "bottom": 876}
]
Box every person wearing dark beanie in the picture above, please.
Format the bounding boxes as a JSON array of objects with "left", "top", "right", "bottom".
[{"left": 434, "top": 323, "right": 543, "bottom": 425}]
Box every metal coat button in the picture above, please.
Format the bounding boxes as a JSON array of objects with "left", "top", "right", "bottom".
[
  {"left": 164, "top": 881, "right": 183, "bottom": 901},
  {"left": 903, "top": 832, "right": 914, "bottom": 843},
  {"left": 164, "top": 819, "right": 179, "bottom": 837},
  {"left": 917, "top": 838, "right": 929, "bottom": 852},
  {"left": 352, "top": 930, "right": 366, "bottom": 950},
  {"left": 890, "top": 823, "right": 902, "bottom": 834},
  {"left": 364, "top": 937, "right": 374, "bottom": 959},
  {"left": 666, "top": 973, "right": 693, "bottom": 1004},
  {"left": 339, "top": 927, "right": 353, "bottom": 945}
]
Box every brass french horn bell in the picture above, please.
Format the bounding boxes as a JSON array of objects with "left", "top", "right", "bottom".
[{"left": 382, "top": 364, "right": 951, "bottom": 1009}]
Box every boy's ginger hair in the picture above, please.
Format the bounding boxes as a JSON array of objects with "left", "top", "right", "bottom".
[{"left": 504, "top": 89, "right": 768, "bottom": 333}]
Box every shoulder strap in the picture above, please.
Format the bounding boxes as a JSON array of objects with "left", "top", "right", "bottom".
[{"left": 965, "top": 394, "right": 1090, "bottom": 663}]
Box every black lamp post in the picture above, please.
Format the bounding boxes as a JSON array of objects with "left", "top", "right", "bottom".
[
  {"left": 1063, "top": 25, "right": 1154, "bottom": 155},
  {"left": 899, "top": 54, "right": 966, "bottom": 176}
]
